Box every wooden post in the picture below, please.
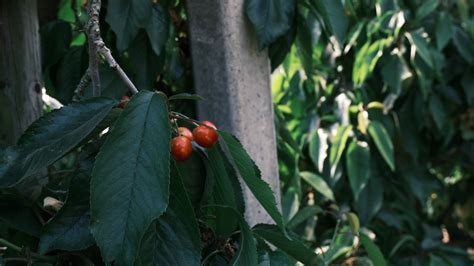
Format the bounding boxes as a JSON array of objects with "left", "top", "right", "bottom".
[
  {"left": 186, "top": 0, "right": 281, "bottom": 225},
  {"left": 0, "top": 0, "right": 43, "bottom": 146}
]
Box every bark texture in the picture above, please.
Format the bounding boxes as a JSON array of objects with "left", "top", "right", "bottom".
[{"left": 0, "top": 0, "right": 43, "bottom": 146}]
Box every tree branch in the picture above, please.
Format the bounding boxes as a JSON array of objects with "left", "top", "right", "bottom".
[
  {"left": 87, "top": 0, "right": 101, "bottom": 97},
  {"left": 72, "top": 70, "right": 91, "bottom": 101},
  {"left": 86, "top": 0, "right": 139, "bottom": 95}
]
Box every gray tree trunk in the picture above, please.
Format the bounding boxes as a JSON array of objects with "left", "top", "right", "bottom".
[
  {"left": 186, "top": 0, "right": 281, "bottom": 226},
  {"left": 0, "top": 0, "right": 43, "bottom": 146}
]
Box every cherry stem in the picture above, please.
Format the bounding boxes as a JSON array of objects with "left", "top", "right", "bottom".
[{"left": 170, "top": 112, "right": 216, "bottom": 130}]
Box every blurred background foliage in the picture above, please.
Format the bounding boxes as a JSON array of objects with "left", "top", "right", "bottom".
[
  {"left": 35, "top": 0, "right": 474, "bottom": 264},
  {"left": 268, "top": 0, "right": 474, "bottom": 264}
]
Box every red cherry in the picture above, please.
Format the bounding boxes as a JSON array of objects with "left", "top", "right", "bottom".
[
  {"left": 178, "top": 127, "right": 193, "bottom": 141},
  {"left": 171, "top": 136, "right": 192, "bottom": 161},
  {"left": 193, "top": 125, "right": 218, "bottom": 148},
  {"left": 118, "top": 95, "right": 130, "bottom": 109},
  {"left": 202, "top": 120, "right": 217, "bottom": 129}
]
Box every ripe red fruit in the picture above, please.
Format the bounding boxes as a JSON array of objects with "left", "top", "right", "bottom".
[
  {"left": 178, "top": 127, "right": 193, "bottom": 141},
  {"left": 202, "top": 120, "right": 217, "bottom": 129},
  {"left": 118, "top": 95, "right": 130, "bottom": 109},
  {"left": 193, "top": 124, "right": 218, "bottom": 148},
  {"left": 171, "top": 136, "right": 193, "bottom": 161}
]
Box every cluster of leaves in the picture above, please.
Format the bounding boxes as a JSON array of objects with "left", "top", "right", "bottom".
[
  {"left": 246, "top": 0, "right": 474, "bottom": 264},
  {"left": 0, "top": 0, "right": 327, "bottom": 265}
]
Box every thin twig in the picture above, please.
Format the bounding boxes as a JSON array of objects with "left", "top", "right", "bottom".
[
  {"left": 0, "top": 238, "right": 56, "bottom": 263},
  {"left": 85, "top": 0, "right": 139, "bottom": 95},
  {"left": 87, "top": 0, "right": 101, "bottom": 97},
  {"left": 72, "top": 70, "right": 91, "bottom": 101}
]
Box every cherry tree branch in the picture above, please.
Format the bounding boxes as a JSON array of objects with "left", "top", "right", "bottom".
[
  {"left": 87, "top": 0, "right": 101, "bottom": 97},
  {"left": 86, "top": 0, "right": 139, "bottom": 95}
]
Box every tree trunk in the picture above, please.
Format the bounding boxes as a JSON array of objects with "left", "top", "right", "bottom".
[
  {"left": 186, "top": 0, "right": 281, "bottom": 226},
  {"left": 0, "top": 0, "right": 43, "bottom": 146}
]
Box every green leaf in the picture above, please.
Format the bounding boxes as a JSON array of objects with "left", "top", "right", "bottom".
[
  {"left": 0, "top": 196, "right": 42, "bottom": 237},
  {"left": 435, "top": 12, "right": 453, "bottom": 50},
  {"left": 367, "top": 121, "right": 395, "bottom": 171},
  {"left": 329, "top": 125, "right": 352, "bottom": 176},
  {"left": 145, "top": 4, "right": 169, "bottom": 56},
  {"left": 311, "top": 0, "right": 348, "bottom": 45},
  {"left": 309, "top": 130, "right": 328, "bottom": 173},
  {"left": 135, "top": 162, "right": 201, "bottom": 266},
  {"left": 129, "top": 32, "right": 164, "bottom": 90},
  {"left": 205, "top": 146, "right": 243, "bottom": 236},
  {"left": 253, "top": 224, "right": 320, "bottom": 265},
  {"left": 168, "top": 93, "right": 204, "bottom": 101},
  {"left": 54, "top": 46, "right": 87, "bottom": 104},
  {"left": 346, "top": 212, "right": 360, "bottom": 236},
  {"left": 407, "top": 32, "right": 434, "bottom": 68},
  {"left": 461, "top": 70, "right": 474, "bottom": 105},
  {"left": 39, "top": 163, "right": 94, "bottom": 254},
  {"left": 106, "top": 0, "right": 153, "bottom": 50},
  {"left": 258, "top": 249, "right": 294, "bottom": 265},
  {"left": 381, "top": 53, "right": 410, "bottom": 94},
  {"left": 84, "top": 66, "right": 128, "bottom": 100},
  {"left": 360, "top": 234, "right": 387, "bottom": 266},
  {"left": 429, "top": 94, "right": 447, "bottom": 130},
  {"left": 453, "top": 26, "right": 474, "bottom": 64},
  {"left": 353, "top": 40, "right": 388, "bottom": 86},
  {"left": 415, "top": 0, "right": 438, "bottom": 21},
  {"left": 219, "top": 132, "right": 286, "bottom": 232},
  {"left": 40, "top": 21, "right": 72, "bottom": 68},
  {"left": 300, "top": 171, "right": 334, "bottom": 201},
  {"left": 355, "top": 176, "right": 383, "bottom": 225},
  {"left": 286, "top": 206, "right": 322, "bottom": 229},
  {"left": 346, "top": 140, "right": 370, "bottom": 200},
  {"left": 1, "top": 98, "right": 116, "bottom": 187},
  {"left": 245, "top": 0, "right": 296, "bottom": 49},
  {"left": 212, "top": 206, "right": 258, "bottom": 266},
  {"left": 90, "top": 91, "right": 171, "bottom": 265}
]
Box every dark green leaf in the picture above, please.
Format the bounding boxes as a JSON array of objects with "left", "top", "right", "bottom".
[
  {"left": 355, "top": 176, "right": 383, "bottom": 225},
  {"left": 453, "top": 26, "right": 474, "bottom": 64},
  {"left": 360, "top": 234, "right": 387, "bottom": 266},
  {"left": 381, "top": 53, "right": 410, "bottom": 94},
  {"left": 461, "top": 70, "right": 474, "bottom": 105},
  {"left": 0, "top": 196, "right": 42, "bottom": 237},
  {"left": 329, "top": 125, "right": 352, "bottom": 176},
  {"left": 435, "top": 12, "right": 453, "bottom": 50},
  {"left": 212, "top": 206, "right": 258, "bottom": 266},
  {"left": 245, "top": 0, "right": 296, "bottom": 49},
  {"left": 54, "top": 46, "right": 87, "bottom": 104},
  {"left": 415, "top": 0, "right": 438, "bottom": 21},
  {"left": 145, "top": 4, "right": 169, "bottom": 56},
  {"left": 367, "top": 121, "right": 394, "bottom": 171},
  {"left": 220, "top": 131, "right": 286, "bottom": 232},
  {"left": 129, "top": 32, "right": 163, "bottom": 90},
  {"left": 40, "top": 21, "right": 72, "bottom": 68},
  {"left": 346, "top": 140, "right": 370, "bottom": 200},
  {"left": 286, "top": 206, "right": 322, "bottom": 229},
  {"left": 205, "top": 146, "right": 242, "bottom": 236},
  {"left": 408, "top": 32, "right": 434, "bottom": 68},
  {"left": 135, "top": 162, "right": 200, "bottom": 266},
  {"left": 253, "top": 224, "right": 320, "bottom": 265},
  {"left": 429, "top": 94, "right": 447, "bottom": 130},
  {"left": 106, "top": 0, "right": 153, "bottom": 50},
  {"left": 39, "top": 163, "right": 94, "bottom": 254},
  {"left": 2, "top": 98, "right": 116, "bottom": 187},
  {"left": 168, "top": 93, "right": 204, "bottom": 101},
  {"left": 90, "top": 91, "right": 171, "bottom": 265},
  {"left": 346, "top": 212, "right": 360, "bottom": 236},
  {"left": 311, "top": 0, "right": 348, "bottom": 45},
  {"left": 353, "top": 40, "right": 388, "bottom": 86},
  {"left": 258, "top": 249, "right": 294, "bottom": 266},
  {"left": 300, "top": 171, "right": 334, "bottom": 201}
]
